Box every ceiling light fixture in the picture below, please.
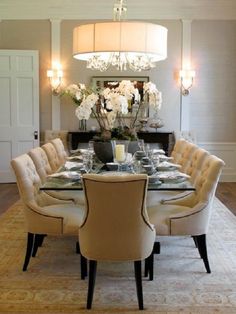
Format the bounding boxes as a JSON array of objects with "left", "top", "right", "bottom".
[{"left": 72, "top": 0, "right": 168, "bottom": 72}]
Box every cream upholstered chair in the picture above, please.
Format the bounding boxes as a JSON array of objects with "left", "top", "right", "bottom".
[
  {"left": 51, "top": 138, "right": 68, "bottom": 164},
  {"left": 148, "top": 154, "right": 225, "bottom": 273},
  {"left": 44, "top": 130, "right": 69, "bottom": 154},
  {"left": 147, "top": 140, "right": 197, "bottom": 208},
  {"left": 79, "top": 174, "right": 155, "bottom": 310},
  {"left": 185, "top": 147, "right": 210, "bottom": 185},
  {"left": 157, "top": 147, "right": 210, "bottom": 205},
  {"left": 171, "top": 138, "right": 189, "bottom": 164},
  {"left": 28, "top": 147, "right": 85, "bottom": 207},
  {"left": 177, "top": 141, "right": 197, "bottom": 173},
  {"left": 11, "top": 154, "right": 84, "bottom": 271},
  {"left": 41, "top": 142, "right": 62, "bottom": 172}
]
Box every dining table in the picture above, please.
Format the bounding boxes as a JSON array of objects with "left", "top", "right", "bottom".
[{"left": 40, "top": 157, "right": 195, "bottom": 192}]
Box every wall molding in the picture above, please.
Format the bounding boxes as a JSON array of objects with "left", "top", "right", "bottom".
[{"left": 198, "top": 142, "right": 236, "bottom": 182}]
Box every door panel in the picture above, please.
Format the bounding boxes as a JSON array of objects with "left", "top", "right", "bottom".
[{"left": 0, "top": 50, "right": 39, "bottom": 182}]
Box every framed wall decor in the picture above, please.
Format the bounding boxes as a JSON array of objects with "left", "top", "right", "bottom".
[
  {"left": 91, "top": 76, "right": 149, "bottom": 115},
  {"left": 92, "top": 76, "right": 149, "bottom": 92}
]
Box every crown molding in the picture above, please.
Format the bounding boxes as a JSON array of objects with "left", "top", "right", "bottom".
[{"left": 0, "top": 0, "right": 236, "bottom": 20}]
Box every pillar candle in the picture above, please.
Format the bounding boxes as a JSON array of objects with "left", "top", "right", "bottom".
[{"left": 115, "top": 144, "right": 125, "bottom": 162}]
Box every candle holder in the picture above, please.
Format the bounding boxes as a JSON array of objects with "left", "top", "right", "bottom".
[{"left": 111, "top": 140, "right": 130, "bottom": 171}]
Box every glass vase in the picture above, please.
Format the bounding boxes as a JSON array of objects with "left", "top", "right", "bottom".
[{"left": 79, "top": 119, "right": 87, "bottom": 131}]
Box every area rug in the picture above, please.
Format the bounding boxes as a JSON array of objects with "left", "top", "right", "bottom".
[{"left": 0, "top": 199, "right": 236, "bottom": 314}]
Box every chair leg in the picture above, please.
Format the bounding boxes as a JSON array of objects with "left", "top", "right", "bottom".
[
  {"left": 144, "top": 253, "right": 154, "bottom": 280},
  {"left": 87, "top": 260, "right": 97, "bottom": 309},
  {"left": 134, "top": 261, "right": 144, "bottom": 310},
  {"left": 81, "top": 254, "right": 87, "bottom": 280},
  {"left": 32, "top": 234, "right": 46, "bottom": 257},
  {"left": 22, "top": 232, "right": 34, "bottom": 271},
  {"left": 144, "top": 241, "right": 159, "bottom": 279},
  {"left": 192, "top": 235, "right": 198, "bottom": 248},
  {"left": 76, "top": 241, "right": 80, "bottom": 254},
  {"left": 195, "top": 234, "right": 211, "bottom": 273}
]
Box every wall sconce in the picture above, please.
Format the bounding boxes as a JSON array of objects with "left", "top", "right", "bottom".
[
  {"left": 47, "top": 65, "right": 63, "bottom": 96},
  {"left": 179, "top": 69, "right": 196, "bottom": 96}
]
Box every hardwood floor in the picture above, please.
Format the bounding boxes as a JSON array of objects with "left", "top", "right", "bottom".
[
  {"left": 0, "top": 183, "right": 19, "bottom": 215},
  {"left": 0, "top": 182, "right": 236, "bottom": 216},
  {"left": 215, "top": 182, "right": 236, "bottom": 215}
]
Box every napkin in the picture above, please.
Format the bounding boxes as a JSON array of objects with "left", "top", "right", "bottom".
[
  {"left": 158, "top": 171, "right": 190, "bottom": 182},
  {"left": 66, "top": 156, "right": 83, "bottom": 161},
  {"left": 157, "top": 161, "right": 181, "bottom": 171},
  {"left": 48, "top": 171, "right": 81, "bottom": 180},
  {"left": 64, "top": 161, "right": 83, "bottom": 170},
  {"left": 153, "top": 149, "right": 165, "bottom": 155}
]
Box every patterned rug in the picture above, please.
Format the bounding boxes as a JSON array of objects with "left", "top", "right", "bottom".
[{"left": 0, "top": 198, "right": 236, "bottom": 314}]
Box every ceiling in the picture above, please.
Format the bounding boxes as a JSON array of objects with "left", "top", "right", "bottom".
[{"left": 0, "top": 0, "right": 236, "bottom": 20}]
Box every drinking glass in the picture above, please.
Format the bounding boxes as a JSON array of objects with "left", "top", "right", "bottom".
[
  {"left": 88, "top": 140, "right": 94, "bottom": 154},
  {"left": 137, "top": 139, "right": 145, "bottom": 151},
  {"left": 82, "top": 152, "right": 93, "bottom": 173}
]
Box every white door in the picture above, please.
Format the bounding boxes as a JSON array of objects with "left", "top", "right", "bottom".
[{"left": 0, "top": 50, "right": 39, "bottom": 183}]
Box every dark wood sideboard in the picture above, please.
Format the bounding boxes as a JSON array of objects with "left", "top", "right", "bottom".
[{"left": 69, "top": 131, "right": 175, "bottom": 156}]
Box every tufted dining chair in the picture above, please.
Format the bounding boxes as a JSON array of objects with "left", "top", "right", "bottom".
[
  {"left": 51, "top": 138, "right": 68, "bottom": 164},
  {"left": 28, "top": 147, "right": 85, "bottom": 207},
  {"left": 157, "top": 147, "right": 210, "bottom": 205},
  {"left": 177, "top": 141, "right": 198, "bottom": 173},
  {"left": 41, "top": 142, "right": 62, "bottom": 172},
  {"left": 11, "top": 154, "right": 84, "bottom": 271},
  {"left": 147, "top": 141, "right": 197, "bottom": 208},
  {"left": 79, "top": 173, "right": 156, "bottom": 310},
  {"left": 171, "top": 139, "right": 189, "bottom": 164},
  {"left": 44, "top": 130, "right": 69, "bottom": 154},
  {"left": 147, "top": 154, "right": 225, "bottom": 273}
]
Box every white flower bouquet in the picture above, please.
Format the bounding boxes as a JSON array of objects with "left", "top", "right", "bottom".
[{"left": 62, "top": 80, "right": 162, "bottom": 141}]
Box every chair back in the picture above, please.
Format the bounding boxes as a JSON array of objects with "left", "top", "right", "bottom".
[
  {"left": 11, "top": 154, "right": 44, "bottom": 206},
  {"left": 185, "top": 147, "right": 209, "bottom": 184},
  {"left": 171, "top": 139, "right": 189, "bottom": 164},
  {"left": 44, "top": 130, "right": 69, "bottom": 153},
  {"left": 178, "top": 141, "right": 198, "bottom": 172},
  {"left": 79, "top": 174, "right": 155, "bottom": 261},
  {"left": 41, "top": 142, "right": 61, "bottom": 172},
  {"left": 194, "top": 154, "right": 225, "bottom": 205},
  {"left": 28, "top": 146, "right": 53, "bottom": 182},
  {"left": 51, "top": 138, "right": 68, "bottom": 164}
]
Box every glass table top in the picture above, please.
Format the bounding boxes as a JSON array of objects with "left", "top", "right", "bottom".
[{"left": 40, "top": 164, "right": 195, "bottom": 192}]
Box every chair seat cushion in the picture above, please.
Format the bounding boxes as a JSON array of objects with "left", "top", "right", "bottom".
[
  {"left": 146, "top": 191, "right": 178, "bottom": 207},
  {"left": 43, "top": 204, "right": 85, "bottom": 235},
  {"left": 147, "top": 204, "right": 190, "bottom": 235},
  {"left": 47, "top": 190, "right": 85, "bottom": 207}
]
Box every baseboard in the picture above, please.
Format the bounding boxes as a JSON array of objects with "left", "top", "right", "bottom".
[{"left": 198, "top": 142, "right": 236, "bottom": 182}]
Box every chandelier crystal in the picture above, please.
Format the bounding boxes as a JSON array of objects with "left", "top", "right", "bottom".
[{"left": 73, "top": 0, "right": 168, "bottom": 72}]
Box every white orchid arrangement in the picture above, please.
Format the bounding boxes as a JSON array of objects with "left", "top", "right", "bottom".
[
  {"left": 143, "top": 82, "right": 162, "bottom": 112},
  {"left": 62, "top": 80, "right": 162, "bottom": 140}
]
